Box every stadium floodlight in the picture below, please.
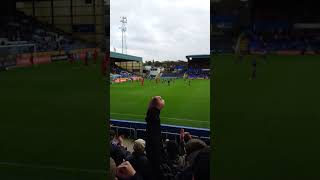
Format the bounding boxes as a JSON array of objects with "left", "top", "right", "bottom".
[{"left": 120, "top": 16, "right": 128, "bottom": 54}]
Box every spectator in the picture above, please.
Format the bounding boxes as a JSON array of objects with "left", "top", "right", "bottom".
[
  {"left": 126, "top": 139, "right": 152, "bottom": 180},
  {"left": 145, "top": 96, "right": 165, "bottom": 180},
  {"left": 185, "top": 139, "right": 208, "bottom": 164},
  {"left": 192, "top": 147, "right": 210, "bottom": 180},
  {"left": 111, "top": 135, "right": 130, "bottom": 166},
  {"left": 176, "top": 139, "right": 208, "bottom": 180},
  {"left": 184, "top": 132, "right": 192, "bottom": 143},
  {"left": 109, "top": 95, "right": 210, "bottom": 180},
  {"left": 165, "top": 140, "right": 185, "bottom": 171}
]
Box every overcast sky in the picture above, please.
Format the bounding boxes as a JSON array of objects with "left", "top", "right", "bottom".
[{"left": 110, "top": 0, "right": 210, "bottom": 61}]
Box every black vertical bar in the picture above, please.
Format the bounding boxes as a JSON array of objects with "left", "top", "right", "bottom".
[
  {"left": 70, "top": 0, "right": 73, "bottom": 33},
  {"left": 250, "top": 0, "right": 254, "bottom": 31},
  {"left": 93, "top": 0, "right": 96, "bottom": 29},
  {"left": 93, "top": 0, "right": 97, "bottom": 46},
  {"left": 32, "top": 0, "right": 35, "bottom": 17},
  {"left": 51, "top": 0, "right": 54, "bottom": 25}
]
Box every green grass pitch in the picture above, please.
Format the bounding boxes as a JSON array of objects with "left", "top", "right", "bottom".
[
  {"left": 212, "top": 54, "right": 320, "bottom": 179},
  {"left": 0, "top": 61, "right": 107, "bottom": 179},
  {"left": 110, "top": 78, "right": 210, "bottom": 128}
]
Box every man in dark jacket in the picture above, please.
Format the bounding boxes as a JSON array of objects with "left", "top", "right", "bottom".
[
  {"left": 192, "top": 147, "right": 210, "bottom": 180},
  {"left": 126, "top": 139, "right": 152, "bottom": 180},
  {"left": 145, "top": 96, "right": 165, "bottom": 180}
]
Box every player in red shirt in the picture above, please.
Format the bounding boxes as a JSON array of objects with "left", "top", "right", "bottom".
[
  {"left": 141, "top": 77, "right": 144, "bottom": 86},
  {"left": 93, "top": 49, "right": 98, "bottom": 64},
  {"left": 68, "top": 52, "right": 75, "bottom": 64},
  {"left": 84, "top": 51, "right": 89, "bottom": 66},
  {"left": 29, "top": 54, "right": 34, "bottom": 65}
]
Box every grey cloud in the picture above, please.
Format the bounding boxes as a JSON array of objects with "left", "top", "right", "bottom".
[{"left": 111, "top": 0, "right": 210, "bottom": 61}]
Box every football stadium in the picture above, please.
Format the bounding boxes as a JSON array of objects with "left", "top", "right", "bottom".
[
  {"left": 109, "top": 51, "right": 211, "bottom": 180},
  {"left": 110, "top": 53, "right": 210, "bottom": 128},
  {"left": 212, "top": 0, "right": 320, "bottom": 179},
  {"left": 0, "top": 0, "right": 109, "bottom": 179},
  {"left": 109, "top": 1, "right": 210, "bottom": 178}
]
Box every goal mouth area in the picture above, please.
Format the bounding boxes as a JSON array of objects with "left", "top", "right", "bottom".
[{"left": 0, "top": 44, "right": 36, "bottom": 69}]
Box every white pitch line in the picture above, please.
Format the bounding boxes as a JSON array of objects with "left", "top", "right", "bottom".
[
  {"left": 0, "top": 162, "right": 106, "bottom": 174},
  {"left": 110, "top": 112, "right": 209, "bottom": 123}
]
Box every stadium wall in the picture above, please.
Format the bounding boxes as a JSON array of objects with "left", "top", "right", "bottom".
[
  {"left": 15, "top": 0, "right": 106, "bottom": 48},
  {"left": 1, "top": 48, "right": 99, "bottom": 70}
]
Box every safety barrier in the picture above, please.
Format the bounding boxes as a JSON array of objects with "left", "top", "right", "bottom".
[{"left": 110, "top": 119, "right": 210, "bottom": 144}]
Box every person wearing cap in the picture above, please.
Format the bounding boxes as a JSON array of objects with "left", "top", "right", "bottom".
[{"left": 126, "top": 139, "right": 151, "bottom": 180}]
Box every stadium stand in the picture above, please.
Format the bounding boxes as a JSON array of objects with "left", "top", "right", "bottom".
[
  {"left": 211, "top": 0, "right": 320, "bottom": 55},
  {"left": 186, "top": 55, "right": 210, "bottom": 79},
  {"left": 0, "top": 10, "right": 101, "bottom": 71},
  {"left": 248, "top": 27, "right": 320, "bottom": 54},
  {"left": 110, "top": 52, "right": 143, "bottom": 83},
  {"left": 0, "top": 11, "right": 94, "bottom": 53}
]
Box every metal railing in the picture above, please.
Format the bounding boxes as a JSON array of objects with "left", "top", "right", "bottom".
[
  {"left": 111, "top": 126, "right": 135, "bottom": 138},
  {"left": 111, "top": 125, "right": 207, "bottom": 143},
  {"left": 110, "top": 119, "right": 210, "bottom": 144}
]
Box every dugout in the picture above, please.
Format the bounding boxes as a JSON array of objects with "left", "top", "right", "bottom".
[
  {"left": 186, "top": 54, "right": 210, "bottom": 71},
  {"left": 110, "top": 51, "right": 143, "bottom": 75}
]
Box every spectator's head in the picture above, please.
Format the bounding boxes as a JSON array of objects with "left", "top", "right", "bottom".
[
  {"left": 184, "top": 132, "right": 192, "bottom": 143},
  {"left": 110, "top": 158, "right": 118, "bottom": 180},
  {"left": 185, "top": 139, "right": 207, "bottom": 156},
  {"left": 133, "top": 139, "right": 146, "bottom": 154},
  {"left": 148, "top": 96, "right": 165, "bottom": 110},
  {"left": 192, "top": 147, "right": 210, "bottom": 180}
]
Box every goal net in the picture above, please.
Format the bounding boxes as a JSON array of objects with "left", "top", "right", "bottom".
[{"left": 0, "top": 44, "right": 36, "bottom": 69}]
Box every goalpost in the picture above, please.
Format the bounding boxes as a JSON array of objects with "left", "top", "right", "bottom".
[{"left": 0, "top": 43, "right": 36, "bottom": 69}]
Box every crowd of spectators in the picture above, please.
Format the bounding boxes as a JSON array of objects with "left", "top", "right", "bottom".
[
  {"left": 161, "top": 72, "right": 185, "bottom": 78},
  {"left": 111, "top": 64, "right": 125, "bottom": 74},
  {"left": 110, "top": 96, "right": 210, "bottom": 180},
  {"left": 0, "top": 11, "right": 92, "bottom": 53},
  {"left": 187, "top": 68, "right": 209, "bottom": 79},
  {"left": 111, "top": 64, "right": 133, "bottom": 78},
  {"left": 249, "top": 28, "right": 320, "bottom": 53}
]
